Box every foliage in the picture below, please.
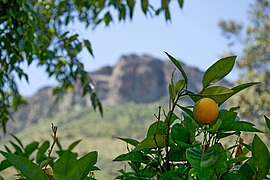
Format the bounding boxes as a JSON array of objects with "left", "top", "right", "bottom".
[
  {"left": 219, "top": 0, "right": 270, "bottom": 121},
  {"left": 114, "top": 52, "right": 270, "bottom": 179},
  {"left": 0, "top": 124, "right": 98, "bottom": 179},
  {"left": 0, "top": 0, "right": 184, "bottom": 134}
]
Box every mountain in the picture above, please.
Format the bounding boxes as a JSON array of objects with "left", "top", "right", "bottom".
[{"left": 6, "top": 54, "right": 229, "bottom": 135}]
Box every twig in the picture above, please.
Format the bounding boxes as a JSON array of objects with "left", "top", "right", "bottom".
[{"left": 44, "top": 123, "right": 58, "bottom": 169}]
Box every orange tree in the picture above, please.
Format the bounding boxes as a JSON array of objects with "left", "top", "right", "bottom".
[
  {"left": 114, "top": 52, "right": 270, "bottom": 179},
  {"left": 0, "top": 124, "right": 99, "bottom": 179}
]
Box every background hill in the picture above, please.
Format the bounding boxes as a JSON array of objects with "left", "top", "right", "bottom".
[{"left": 7, "top": 54, "right": 221, "bottom": 135}]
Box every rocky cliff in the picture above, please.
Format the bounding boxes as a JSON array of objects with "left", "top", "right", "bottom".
[{"left": 6, "top": 54, "right": 228, "bottom": 134}]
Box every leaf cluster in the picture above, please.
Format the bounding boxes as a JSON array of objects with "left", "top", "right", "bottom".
[{"left": 114, "top": 52, "right": 270, "bottom": 179}]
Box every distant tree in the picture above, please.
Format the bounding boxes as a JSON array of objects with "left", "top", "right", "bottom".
[
  {"left": 219, "top": 0, "right": 270, "bottom": 122},
  {"left": 0, "top": 0, "right": 184, "bottom": 134}
]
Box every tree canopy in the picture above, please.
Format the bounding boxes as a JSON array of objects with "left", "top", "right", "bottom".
[
  {"left": 0, "top": 0, "right": 184, "bottom": 134},
  {"left": 219, "top": 0, "right": 270, "bottom": 121}
]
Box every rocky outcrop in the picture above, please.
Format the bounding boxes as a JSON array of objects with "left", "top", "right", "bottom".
[{"left": 6, "top": 54, "right": 228, "bottom": 135}]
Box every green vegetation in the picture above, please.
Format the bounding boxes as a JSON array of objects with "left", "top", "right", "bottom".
[
  {"left": 113, "top": 53, "right": 270, "bottom": 179},
  {"left": 1, "top": 101, "right": 167, "bottom": 179}
]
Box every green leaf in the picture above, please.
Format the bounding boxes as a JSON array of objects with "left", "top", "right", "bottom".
[
  {"left": 76, "top": 151, "right": 98, "bottom": 180},
  {"left": 264, "top": 115, "right": 270, "bottom": 131},
  {"left": 147, "top": 121, "right": 166, "bottom": 137},
  {"left": 104, "top": 12, "right": 113, "bottom": 26},
  {"left": 24, "top": 141, "right": 39, "bottom": 158},
  {"left": 183, "top": 112, "right": 199, "bottom": 142},
  {"left": 186, "top": 90, "right": 202, "bottom": 103},
  {"left": 68, "top": 139, "right": 82, "bottom": 151},
  {"left": 252, "top": 134, "right": 270, "bottom": 179},
  {"left": 10, "top": 135, "right": 24, "bottom": 150},
  {"left": 36, "top": 141, "right": 50, "bottom": 164},
  {"left": 83, "top": 40, "right": 94, "bottom": 57},
  {"left": 126, "top": 0, "right": 135, "bottom": 18},
  {"left": 218, "top": 82, "right": 260, "bottom": 105},
  {"left": 208, "top": 143, "right": 228, "bottom": 177},
  {"left": 220, "top": 120, "right": 262, "bottom": 132},
  {"left": 237, "top": 158, "right": 256, "bottom": 179},
  {"left": 133, "top": 134, "right": 174, "bottom": 151},
  {"left": 231, "top": 82, "right": 260, "bottom": 93},
  {"left": 178, "top": 0, "right": 184, "bottom": 8},
  {"left": 169, "top": 83, "right": 176, "bottom": 100},
  {"left": 113, "top": 151, "right": 149, "bottom": 163},
  {"left": 171, "top": 124, "right": 190, "bottom": 143},
  {"left": 116, "top": 137, "right": 139, "bottom": 147},
  {"left": 0, "top": 159, "right": 12, "bottom": 171},
  {"left": 0, "top": 151, "right": 49, "bottom": 180},
  {"left": 141, "top": 0, "right": 148, "bottom": 14},
  {"left": 201, "top": 86, "right": 234, "bottom": 104},
  {"left": 175, "top": 79, "right": 185, "bottom": 94},
  {"left": 212, "top": 119, "right": 222, "bottom": 133},
  {"left": 53, "top": 150, "right": 78, "bottom": 180},
  {"left": 186, "top": 148, "right": 218, "bottom": 179},
  {"left": 159, "top": 172, "right": 179, "bottom": 179},
  {"left": 165, "top": 52, "right": 188, "bottom": 85},
  {"left": 203, "top": 56, "right": 236, "bottom": 88},
  {"left": 227, "top": 156, "right": 249, "bottom": 165}
]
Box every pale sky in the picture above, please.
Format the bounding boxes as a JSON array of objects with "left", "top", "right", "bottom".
[{"left": 18, "top": 0, "right": 253, "bottom": 97}]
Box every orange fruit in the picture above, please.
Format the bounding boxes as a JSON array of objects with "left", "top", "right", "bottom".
[{"left": 193, "top": 98, "right": 219, "bottom": 125}]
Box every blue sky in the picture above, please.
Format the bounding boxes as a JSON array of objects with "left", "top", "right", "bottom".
[{"left": 18, "top": 0, "right": 253, "bottom": 97}]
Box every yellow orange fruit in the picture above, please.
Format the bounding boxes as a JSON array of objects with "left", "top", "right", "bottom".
[{"left": 193, "top": 98, "right": 219, "bottom": 125}]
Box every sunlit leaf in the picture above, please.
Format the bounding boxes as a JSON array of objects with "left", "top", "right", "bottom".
[
  {"left": 203, "top": 56, "right": 236, "bottom": 88},
  {"left": 202, "top": 86, "right": 234, "bottom": 104},
  {"left": 165, "top": 52, "right": 188, "bottom": 85}
]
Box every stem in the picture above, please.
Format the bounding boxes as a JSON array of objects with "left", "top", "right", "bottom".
[
  {"left": 44, "top": 123, "right": 58, "bottom": 169},
  {"left": 165, "top": 92, "right": 182, "bottom": 171}
]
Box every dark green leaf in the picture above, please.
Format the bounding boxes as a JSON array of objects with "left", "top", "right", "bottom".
[
  {"left": 133, "top": 134, "right": 174, "bottom": 151},
  {"left": 147, "top": 121, "right": 166, "bottom": 137},
  {"left": 83, "top": 40, "right": 94, "bottom": 57},
  {"left": 220, "top": 120, "right": 262, "bottom": 132},
  {"left": 36, "top": 141, "right": 50, "bottom": 164},
  {"left": 203, "top": 56, "right": 236, "bottom": 88},
  {"left": 11, "top": 135, "right": 24, "bottom": 150},
  {"left": 126, "top": 0, "right": 136, "bottom": 18},
  {"left": 0, "top": 151, "right": 49, "bottom": 180},
  {"left": 141, "top": 0, "right": 148, "bottom": 14},
  {"left": 116, "top": 137, "right": 139, "bottom": 146},
  {"left": 186, "top": 148, "right": 218, "bottom": 179},
  {"left": 53, "top": 150, "right": 77, "bottom": 179},
  {"left": 264, "top": 115, "right": 270, "bottom": 131},
  {"left": 208, "top": 143, "right": 228, "bottom": 177},
  {"left": 113, "top": 151, "right": 149, "bottom": 163},
  {"left": 24, "top": 141, "right": 39, "bottom": 158},
  {"left": 252, "top": 134, "right": 270, "bottom": 179},
  {"left": 0, "top": 159, "right": 12, "bottom": 171},
  {"left": 227, "top": 156, "right": 249, "bottom": 165},
  {"left": 178, "top": 0, "right": 184, "bottom": 8},
  {"left": 159, "top": 172, "right": 179, "bottom": 179},
  {"left": 165, "top": 51, "right": 188, "bottom": 85},
  {"left": 212, "top": 119, "right": 222, "bottom": 133},
  {"left": 171, "top": 124, "right": 190, "bottom": 143},
  {"left": 68, "top": 140, "right": 82, "bottom": 151},
  {"left": 76, "top": 151, "right": 98, "bottom": 180}
]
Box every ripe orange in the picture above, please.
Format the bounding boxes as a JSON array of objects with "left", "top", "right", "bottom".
[{"left": 193, "top": 98, "right": 219, "bottom": 125}]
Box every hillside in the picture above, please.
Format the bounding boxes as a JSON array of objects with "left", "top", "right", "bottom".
[{"left": 6, "top": 54, "right": 225, "bottom": 135}]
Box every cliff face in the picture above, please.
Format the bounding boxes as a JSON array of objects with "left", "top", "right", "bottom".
[{"left": 7, "top": 54, "right": 227, "bottom": 134}]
